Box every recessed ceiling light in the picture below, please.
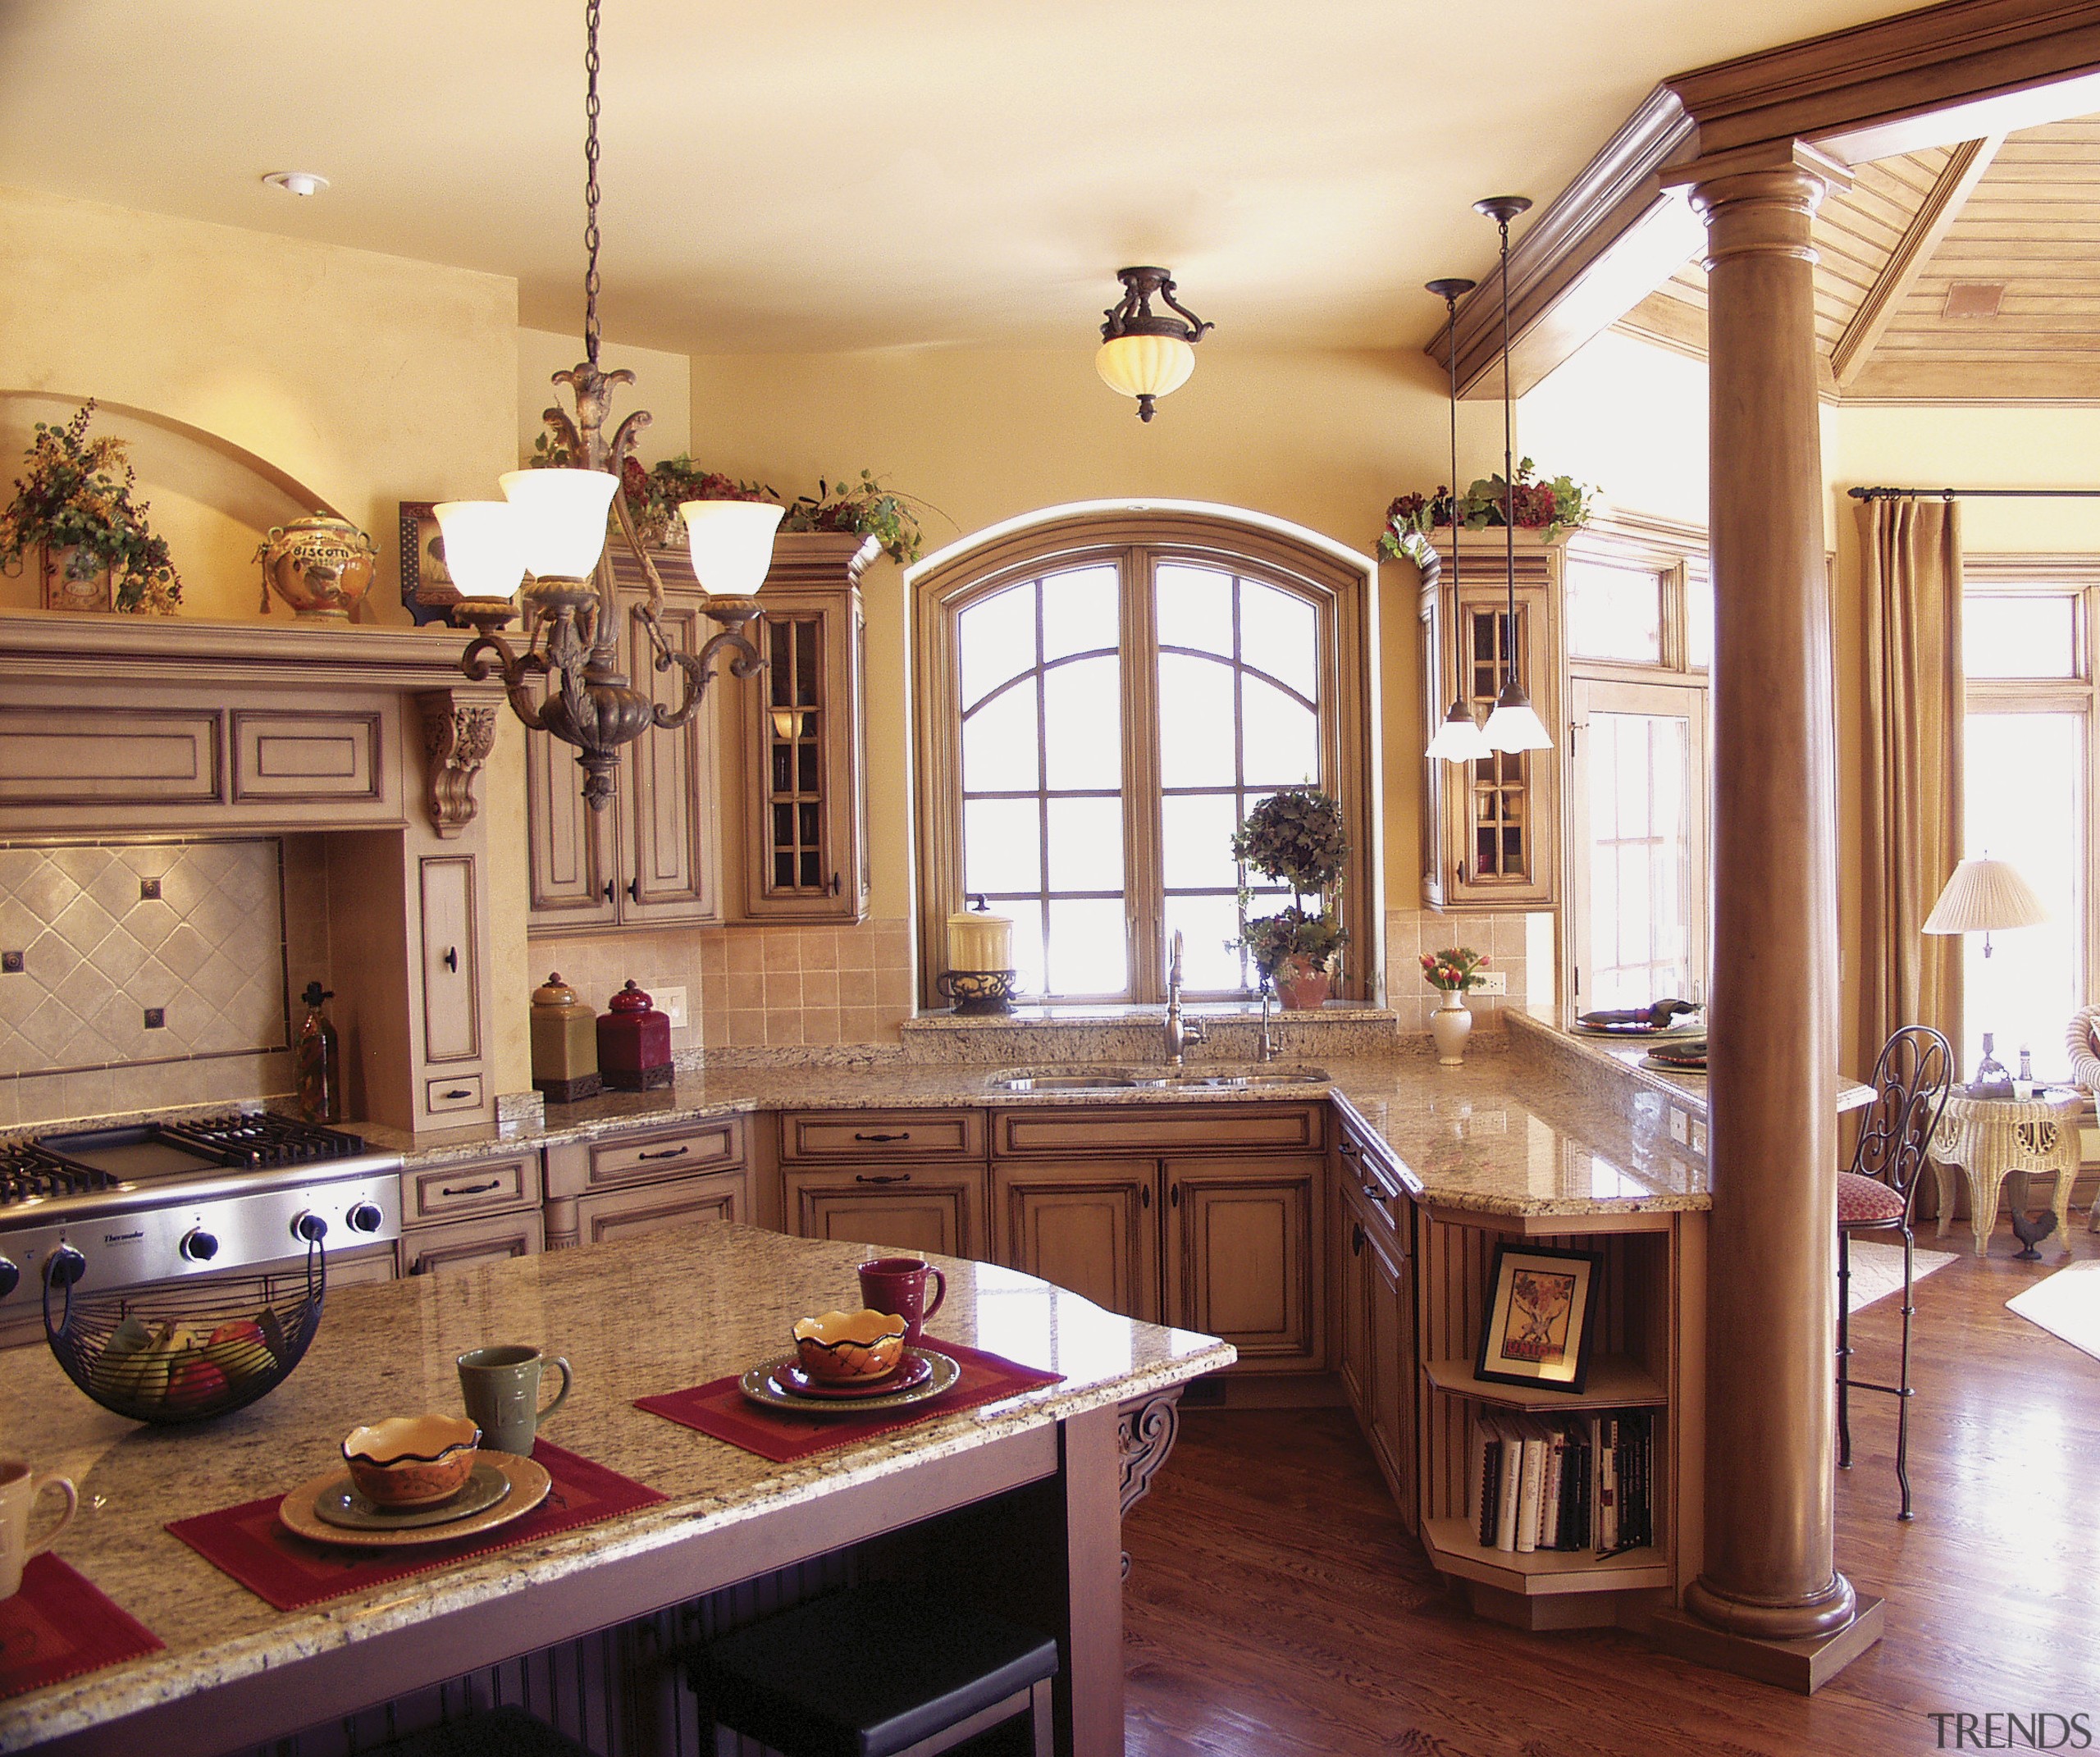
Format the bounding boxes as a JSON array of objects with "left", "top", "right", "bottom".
[{"left": 262, "top": 171, "right": 329, "bottom": 199}]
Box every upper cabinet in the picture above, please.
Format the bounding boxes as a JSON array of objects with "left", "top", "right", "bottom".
[{"left": 1414, "top": 530, "right": 1564, "bottom": 912}]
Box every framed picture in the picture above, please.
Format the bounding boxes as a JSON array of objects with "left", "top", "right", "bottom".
[
  {"left": 398, "top": 500, "right": 460, "bottom": 627},
  {"left": 1473, "top": 1242, "right": 1601, "bottom": 1393}
]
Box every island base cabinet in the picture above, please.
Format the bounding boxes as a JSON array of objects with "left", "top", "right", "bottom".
[
  {"left": 567, "top": 1169, "right": 746, "bottom": 1247},
  {"left": 992, "top": 1159, "right": 1161, "bottom": 1324},
  {"left": 1162, "top": 1156, "right": 1324, "bottom": 1373},
  {"left": 783, "top": 1166, "right": 986, "bottom": 1261},
  {"left": 400, "top": 1211, "right": 542, "bottom": 1278}
]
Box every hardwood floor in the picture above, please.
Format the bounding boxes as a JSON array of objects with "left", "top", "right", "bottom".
[{"left": 1122, "top": 1217, "right": 2100, "bottom": 1755}]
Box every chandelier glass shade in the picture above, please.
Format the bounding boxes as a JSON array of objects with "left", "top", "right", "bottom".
[
  {"left": 1426, "top": 699, "right": 1491, "bottom": 763},
  {"left": 497, "top": 468, "right": 619, "bottom": 582},
  {"left": 431, "top": 500, "right": 527, "bottom": 607},
  {"left": 681, "top": 500, "right": 787, "bottom": 599},
  {"left": 1095, "top": 332, "right": 1197, "bottom": 406}
]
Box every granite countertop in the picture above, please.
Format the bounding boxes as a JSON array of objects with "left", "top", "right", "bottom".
[{"left": 0, "top": 1227, "right": 1230, "bottom": 1750}]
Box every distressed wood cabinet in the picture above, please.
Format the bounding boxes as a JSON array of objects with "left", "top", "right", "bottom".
[
  {"left": 1334, "top": 1105, "right": 1418, "bottom": 1528},
  {"left": 398, "top": 1149, "right": 545, "bottom": 1277},
  {"left": 543, "top": 1116, "right": 748, "bottom": 1249},
  {"left": 1162, "top": 1154, "right": 1324, "bottom": 1372},
  {"left": 778, "top": 1107, "right": 987, "bottom": 1259},
  {"left": 990, "top": 1158, "right": 1160, "bottom": 1323},
  {"left": 570, "top": 1171, "right": 746, "bottom": 1246}
]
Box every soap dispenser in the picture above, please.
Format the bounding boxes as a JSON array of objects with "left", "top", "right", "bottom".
[{"left": 295, "top": 981, "right": 343, "bottom": 1124}]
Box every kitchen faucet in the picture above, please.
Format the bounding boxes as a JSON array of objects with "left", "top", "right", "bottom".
[
  {"left": 1256, "top": 979, "right": 1278, "bottom": 1063},
  {"left": 1163, "top": 929, "right": 1208, "bottom": 1066}
]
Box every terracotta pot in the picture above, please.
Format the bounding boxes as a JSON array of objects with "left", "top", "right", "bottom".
[
  {"left": 1431, "top": 992, "right": 1473, "bottom": 1066},
  {"left": 1274, "top": 956, "right": 1334, "bottom": 1011},
  {"left": 39, "top": 543, "right": 112, "bottom": 614},
  {"left": 258, "top": 515, "right": 376, "bottom": 622}
]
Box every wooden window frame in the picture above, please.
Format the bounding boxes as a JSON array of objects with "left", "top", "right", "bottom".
[{"left": 911, "top": 509, "right": 1376, "bottom": 1010}]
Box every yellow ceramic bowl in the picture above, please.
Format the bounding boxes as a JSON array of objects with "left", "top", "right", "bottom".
[
  {"left": 342, "top": 1414, "right": 482, "bottom": 1508},
  {"left": 792, "top": 1309, "right": 908, "bottom": 1383}
]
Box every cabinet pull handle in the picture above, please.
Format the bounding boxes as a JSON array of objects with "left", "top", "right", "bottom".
[
  {"left": 1141, "top": 1184, "right": 1151, "bottom": 1209},
  {"left": 1360, "top": 1184, "right": 1388, "bottom": 1204},
  {"left": 628, "top": 878, "right": 641, "bottom": 902},
  {"left": 1338, "top": 1140, "right": 1360, "bottom": 1158},
  {"left": 830, "top": 872, "right": 842, "bottom": 896},
  {"left": 440, "top": 1088, "right": 473, "bottom": 1099},
  {"left": 854, "top": 1173, "right": 911, "bottom": 1185},
  {"left": 1352, "top": 1222, "right": 1365, "bottom": 1256},
  {"left": 637, "top": 1146, "right": 689, "bottom": 1161},
  {"left": 442, "top": 946, "right": 459, "bottom": 973},
  {"left": 603, "top": 880, "right": 616, "bottom": 901},
  {"left": 854, "top": 1131, "right": 910, "bottom": 1143},
  {"left": 441, "top": 1179, "right": 500, "bottom": 1197},
  {"left": 1169, "top": 1184, "right": 1180, "bottom": 1208}
]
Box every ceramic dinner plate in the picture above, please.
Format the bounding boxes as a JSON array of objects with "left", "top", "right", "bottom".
[
  {"left": 280, "top": 1452, "right": 551, "bottom": 1548},
  {"left": 310, "top": 1459, "right": 514, "bottom": 1531},
  {"left": 1572, "top": 1018, "right": 1705, "bottom": 1039},
  {"left": 740, "top": 1348, "right": 960, "bottom": 1417},
  {"left": 773, "top": 1349, "right": 936, "bottom": 1401}
]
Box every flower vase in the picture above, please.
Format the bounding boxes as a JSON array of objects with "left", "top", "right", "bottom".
[{"left": 1430, "top": 992, "right": 1472, "bottom": 1066}]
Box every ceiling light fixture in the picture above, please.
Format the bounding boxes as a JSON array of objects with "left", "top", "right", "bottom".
[
  {"left": 1473, "top": 196, "right": 1552, "bottom": 755},
  {"left": 448, "top": 0, "right": 771, "bottom": 812},
  {"left": 262, "top": 171, "right": 329, "bottom": 198},
  {"left": 1096, "top": 267, "right": 1213, "bottom": 422},
  {"left": 1423, "top": 275, "right": 1490, "bottom": 766}
]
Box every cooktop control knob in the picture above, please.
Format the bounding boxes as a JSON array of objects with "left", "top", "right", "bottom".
[
  {"left": 44, "top": 1246, "right": 86, "bottom": 1289},
  {"left": 292, "top": 1212, "right": 329, "bottom": 1244},
  {"left": 0, "top": 1257, "right": 17, "bottom": 1298},
  {"left": 345, "top": 1202, "right": 384, "bottom": 1235},
  {"left": 179, "top": 1227, "right": 220, "bottom": 1263}
]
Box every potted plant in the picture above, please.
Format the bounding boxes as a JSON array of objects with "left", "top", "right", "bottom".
[
  {"left": 1420, "top": 946, "right": 1490, "bottom": 1066},
  {"left": 1380, "top": 458, "right": 1596, "bottom": 568},
  {"left": 0, "top": 401, "right": 183, "bottom": 614},
  {"left": 779, "top": 470, "right": 935, "bottom": 566},
  {"left": 1232, "top": 787, "right": 1349, "bottom": 1010}
]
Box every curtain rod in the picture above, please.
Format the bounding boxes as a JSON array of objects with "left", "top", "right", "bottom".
[{"left": 1847, "top": 486, "right": 2100, "bottom": 500}]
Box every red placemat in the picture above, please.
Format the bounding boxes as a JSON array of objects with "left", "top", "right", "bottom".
[
  {"left": 165, "top": 1440, "right": 664, "bottom": 1613},
  {"left": 635, "top": 1339, "right": 1066, "bottom": 1463},
  {"left": 0, "top": 1553, "right": 163, "bottom": 1701}
]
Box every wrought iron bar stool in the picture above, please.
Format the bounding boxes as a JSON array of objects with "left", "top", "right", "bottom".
[
  {"left": 1836, "top": 1023, "right": 1954, "bottom": 1520},
  {"left": 687, "top": 1582, "right": 1058, "bottom": 1756}
]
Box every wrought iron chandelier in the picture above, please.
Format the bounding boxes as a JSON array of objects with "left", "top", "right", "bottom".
[
  {"left": 1095, "top": 267, "right": 1213, "bottom": 422},
  {"left": 441, "top": 0, "right": 775, "bottom": 811}
]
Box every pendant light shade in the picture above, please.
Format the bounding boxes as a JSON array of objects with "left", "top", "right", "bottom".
[
  {"left": 678, "top": 500, "right": 785, "bottom": 599},
  {"left": 1923, "top": 856, "right": 2050, "bottom": 952},
  {"left": 1095, "top": 332, "right": 1197, "bottom": 407},
  {"left": 1096, "top": 267, "right": 1212, "bottom": 421},
  {"left": 1427, "top": 698, "right": 1492, "bottom": 762},
  {"left": 1482, "top": 679, "right": 1554, "bottom": 752},
  {"left": 431, "top": 500, "right": 527, "bottom": 607},
  {"left": 497, "top": 468, "right": 619, "bottom": 582}
]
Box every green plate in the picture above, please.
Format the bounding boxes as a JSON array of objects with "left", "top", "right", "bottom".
[{"left": 311, "top": 1459, "right": 513, "bottom": 1531}]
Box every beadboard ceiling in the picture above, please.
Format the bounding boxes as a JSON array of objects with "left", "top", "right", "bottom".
[
  {"left": 1620, "top": 114, "right": 2100, "bottom": 400},
  {"left": 0, "top": 0, "right": 1922, "bottom": 358}
]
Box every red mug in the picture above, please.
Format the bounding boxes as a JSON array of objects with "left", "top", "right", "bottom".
[{"left": 858, "top": 1257, "right": 947, "bottom": 1347}]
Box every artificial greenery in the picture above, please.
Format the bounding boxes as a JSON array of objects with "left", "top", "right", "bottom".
[
  {"left": 1379, "top": 457, "right": 1596, "bottom": 567},
  {"left": 1420, "top": 946, "right": 1490, "bottom": 993},
  {"left": 0, "top": 401, "right": 182, "bottom": 613},
  {"left": 1231, "top": 787, "right": 1350, "bottom": 979},
  {"left": 780, "top": 471, "right": 931, "bottom": 565}
]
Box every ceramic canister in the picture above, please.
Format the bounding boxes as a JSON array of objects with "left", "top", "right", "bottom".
[
  {"left": 258, "top": 515, "right": 377, "bottom": 622},
  {"left": 945, "top": 897, "right": 1014, "bottom": 974},
  {"left": 531, "top": 973, "right": 601, "bottom": 1104},
  {"left": 596, "top": 980, "right": 673, "bottom": 1093}
]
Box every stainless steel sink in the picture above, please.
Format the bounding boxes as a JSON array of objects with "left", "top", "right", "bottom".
[{"left": 985, "top": 1064, "right": 1329, "bottom": 1093}]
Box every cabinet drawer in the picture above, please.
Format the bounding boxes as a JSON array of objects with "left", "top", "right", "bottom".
[
  {"left": 573, "top": 1169, "right": 746, "bottom": 1246},
  {"left": 231, "top": 710, "right": 381, "bottom": 803},
  {"left": 550, "top": 1116, "right": 746, "bottom": 1195},
  {"left": 784, "top": 1166, "right": 987, "bottom": 1262},
  {"left": 779, "top": 1109, "right": 986, "bottom": 1164},
  {"left": 404, "top": 1152, "right": 539, "bottom": 1225},
  {"left": 423, "top": 1073, "right": 487, "bottom": 1116},
  {"left": 401, "top": 1210, "right": 543, "bottom": 1277},
  {"left": 993, "top": 1102, "right": 1326, "bottom": 1158},
  {"left": 1335, "top": 1107, "right": 1409, "bottom": 1253}
]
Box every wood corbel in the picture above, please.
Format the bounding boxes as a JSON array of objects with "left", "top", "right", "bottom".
[
  {"left": 1116, "top": 1386, "right": 1186, "bottom": 1580},
  {"left": 416, "top": 689, "right": 500, "bottom": 837}
]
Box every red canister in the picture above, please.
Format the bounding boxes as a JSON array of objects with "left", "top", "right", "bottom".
[{"left": 596, "top": 980, "right": 673, "bottom": 1092}]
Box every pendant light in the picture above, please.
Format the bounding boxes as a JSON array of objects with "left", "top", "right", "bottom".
[
  {"left": 1097, "top": 267, "right": 1214, "bottom": 422},
  {"left": 1473, "top": 196, "right": 1553, "bottom": 755},
  {"left": 1422, "top": 276, "right": 1489, "bottom": 765}
]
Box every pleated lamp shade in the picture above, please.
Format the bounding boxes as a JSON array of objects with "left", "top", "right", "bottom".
[{"left": 1922, "top": 856, "right": 2051, "bottom": 935}]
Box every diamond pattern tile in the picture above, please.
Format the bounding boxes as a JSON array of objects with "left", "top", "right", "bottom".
[{"left": 0, "top": 839, "right": 288, "bottom": 1078}]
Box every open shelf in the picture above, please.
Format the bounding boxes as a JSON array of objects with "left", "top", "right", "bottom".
[
  {"left": 1422, "top": 1353, "right": 1667, "bottom": 1410},
  {"left": 1422, "top": 1517, "right": 1671, "bottom": 1595}
]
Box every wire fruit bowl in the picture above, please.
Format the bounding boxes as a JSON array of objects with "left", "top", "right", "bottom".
[{"left": 43, "top": 1244, "right": 325, "bottom": 1426}]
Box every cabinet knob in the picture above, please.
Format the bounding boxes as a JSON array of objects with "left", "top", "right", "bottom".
[
  {"left": 1140, "top": 1184, "right": 1151, "bottom": 1209},
  {"left": 1338, "top": 1140, "right": 1360, "bottom": 1158},
  {"left": 603, "top": 880, "right": 616, "bottom": 901},
  {"left": 1352, "top": 1222, "right": 1365, "bottom": 1256},
  {"left": 829, "top": 872, "right": 842, "bottom": 896},
  {"left": 442, "top": 946, "right": 459, "bottom": 973},
  {"left": 628, "top": 878, "right": 641, "bottom": 902},
  {"left": 1169, "top": 1184, "right": 1180, "bottom": 1208}
]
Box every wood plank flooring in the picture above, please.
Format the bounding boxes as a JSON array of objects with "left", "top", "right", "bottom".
[{"left": 1122, "top": 1217, "right": 2100, "bottom": 1755}]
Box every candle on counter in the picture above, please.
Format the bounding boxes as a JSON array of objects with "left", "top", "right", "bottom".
[{"left": 947, "top": 894, "right": 1015, "bottom": 973}]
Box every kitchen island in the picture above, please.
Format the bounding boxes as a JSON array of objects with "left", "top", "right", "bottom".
[{"left": 0, "top": 1226, "right": 1230, "bottom": 1756}]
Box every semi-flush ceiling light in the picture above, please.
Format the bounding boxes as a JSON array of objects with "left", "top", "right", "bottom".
[
  {"left": 1096, "top": 267, "right": 1213, "bottom": 422},
  {"left": 262, "top": 171, "right": 329, "bottom": 198},
  {"left": 1473, "top": 195, "right": 1553, "bottom": 755},
  {"left": 454, "top": 0, "right": 769, "bottom": 812},
  {"left": 1423, "top": 275, "right": 1488, "bottom": 766}
]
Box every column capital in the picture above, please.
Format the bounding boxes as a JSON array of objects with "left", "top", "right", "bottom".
[{"left": 1662, "top": 139, "right": 1853, "bottom": 267}]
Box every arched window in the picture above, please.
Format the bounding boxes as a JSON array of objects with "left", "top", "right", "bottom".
[{"left": 911, "top": 505, "right": 1376, "bottom": 1006}]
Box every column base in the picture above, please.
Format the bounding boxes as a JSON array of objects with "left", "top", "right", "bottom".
[{"left": 1651, "top": 1594, "right": 1884, "bottom": 1695}]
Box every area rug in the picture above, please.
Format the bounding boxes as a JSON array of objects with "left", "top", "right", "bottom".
[
  {"left": 1847, "top": 1239, "right": 1956, "bottom": 1314},
  {"left": 2007, "top": 1260, "right": 2100, "bottom": 1364}
]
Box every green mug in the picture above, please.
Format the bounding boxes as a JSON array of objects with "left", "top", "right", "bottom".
[{"left": 457, "top": 1344, "right": 573, "bottom": 1457}]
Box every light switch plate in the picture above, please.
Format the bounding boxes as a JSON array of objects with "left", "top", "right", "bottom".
[
  {"left": 657, "top": 986, "right": 689, "bottom": 1029},
  {"left": 1669, "top": 1107, "right": 1689, "bottom": 1145}
]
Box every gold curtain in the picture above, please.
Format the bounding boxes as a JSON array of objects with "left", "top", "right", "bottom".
[{"left": 1857, "top": 495, "right": 1964, "bottom": 1078}]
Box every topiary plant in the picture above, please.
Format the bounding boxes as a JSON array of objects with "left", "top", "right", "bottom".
[
  {"left": 1231, "top": 787, "right": 1350, "bottom": 983},
  {"left": 0, "top": 401, "right": 183, "bottom": 613}
]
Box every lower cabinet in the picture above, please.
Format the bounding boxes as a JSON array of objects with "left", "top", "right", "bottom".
[
  {"left": 1163, "top": 1155, "right": 1324, "bottom": 1372},
  {"left": 783, "top": 1165, "right": 984, "bottom": 1260},
  {"left": 399, "top": 1148, "right": 546, "bottom": 1278},
  {"left": 991, "top": 1159, "right": 1159, "bottom": 1323},
  {"left": 400, "top": 1210, "right": 543, "bottom": 1278},
  {"left": 571, "top": 1170, "right": 746, "bottom": 1247},
  {"left": 1335, "top": 1113, "right": 1418, "bottom": 1530}
]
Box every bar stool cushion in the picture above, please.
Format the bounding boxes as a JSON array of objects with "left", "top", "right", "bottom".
[
  {"left": 1838, "top": 1170, "right": 1906, "bottom": 1225},
  {"left": 380, "top": 1705, "right": 593, "bottom": 1756},
  {"left": 692, "top": 1583, "right": 1059, "bottom": 1757}
]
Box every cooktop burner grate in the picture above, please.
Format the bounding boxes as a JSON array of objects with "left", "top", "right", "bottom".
[
  {"left": 160, "top": 1113, "right": 368, "bottom": 1168},
  {"left": 0, "top": 1141, "right": 121, "bottom": 1207}
]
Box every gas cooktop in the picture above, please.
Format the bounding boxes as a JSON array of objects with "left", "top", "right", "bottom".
[{"left": 0, "top": 1113, "right": 370, "bottom": 1207}]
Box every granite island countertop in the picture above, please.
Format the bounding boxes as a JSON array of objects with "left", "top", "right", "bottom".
[{"left": 0, "top": 1228, "right": 1230, "bottom": 1751}]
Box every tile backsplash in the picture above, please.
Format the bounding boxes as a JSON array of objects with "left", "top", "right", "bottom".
[
  {"left": 0, "top": 838, "right": 323, "bottom": 1127},
  {"left": 1383, "top": 907, "right": 1550, "bottom": 1030}
]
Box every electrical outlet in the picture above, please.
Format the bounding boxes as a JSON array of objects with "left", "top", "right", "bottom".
[
  {"left": 1474, "top": 970, "right": 1508, "bottom": 994},
  {"left": 657, "top": 986, "right": 689, "bottom": 1030},
  {"left": 1669, "top": 1107, "right": 1689, "bottom": 1145},
  {"left": 1691, "top": 1119, "right": 1708, "bottom": 1155}
]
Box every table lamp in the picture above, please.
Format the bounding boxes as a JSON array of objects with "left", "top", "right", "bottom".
[{"left": 1923, "top": 853, "right": 2050, "bottom": 1096}]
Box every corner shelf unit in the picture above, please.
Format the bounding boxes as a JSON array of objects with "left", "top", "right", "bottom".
[{"left": 1414, "top": 1202, "right": 1705, "bottom": 1632}]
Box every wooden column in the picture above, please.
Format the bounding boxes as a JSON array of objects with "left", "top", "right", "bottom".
[{"left": 1667, "top": 142, "right": 1863, "bottom": 1650}]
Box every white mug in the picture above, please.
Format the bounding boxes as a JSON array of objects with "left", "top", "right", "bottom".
[{"left": 0, "top": 1459, "right": 78, "bottom": 1600}]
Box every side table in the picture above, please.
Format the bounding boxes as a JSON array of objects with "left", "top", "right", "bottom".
[{"left": 1928, "top": 1088, "right": 2084, "bottom": 1256}]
